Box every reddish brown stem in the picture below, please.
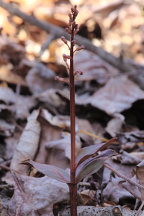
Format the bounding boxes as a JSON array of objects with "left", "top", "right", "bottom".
[
  {"left": 61, "top": 6, "right": 79, "bottom": 215},
  {"left": 69, "top": 17, "right": 77, "bottom": 216}
]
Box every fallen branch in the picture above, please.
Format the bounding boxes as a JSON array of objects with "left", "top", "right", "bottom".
[{"left": 0, "top": 0, "right": 143, "bottom": 73}]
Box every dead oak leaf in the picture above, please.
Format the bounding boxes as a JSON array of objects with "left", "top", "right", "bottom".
[{"left": 79, "top": 76, "right": 144, "bottom": 116}]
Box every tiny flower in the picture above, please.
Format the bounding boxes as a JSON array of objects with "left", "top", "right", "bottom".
[
  {"left": 63, "top": 54, "right": 71, "bottom": 62},
  {"left": 74, "top": 28, "right": 79, "bottom": 34},
  {"left": 74, "top": 45, "right": 85, "bottom": 52},
  {"left": 72, "top": 40, "right": 76, "bottom": 46},
  {"left": 63, "top": 54, "right": 67, "bottom": 62},
  {"left": 55, "top": 76, "right": 69, "bottom": 84},
  {"left": 65, "top": 27, "right": 71, "bottom": 34},
  {"left": 61, "top": 36, "right": 67, "bottom": 44},
  {"left": 74, "top": 71, "right": 83, "bottom": 76}
]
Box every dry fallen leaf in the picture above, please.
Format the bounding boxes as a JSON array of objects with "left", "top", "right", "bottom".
[
  {"left": 136, "top": 160, "right": 144, "bottom": 200},
  {"left": 10, "top": 109, "right": 41, "bottom": 175},
  {"left": 106, "top": 113, "right": 125, "bottom": 136},
  {"left": 118, "top": 130, "right": 144, "bottom": 151},
  {"left": 26, "top": 62, "right": 58, "bottom": 94},
  {"left": 0, "top": 86, "right": 36, "bottom": 119},
  {"left": 78, "top": 76, "right": 144, "bottom": 116},
  {"left": 74, "top": 50, "right": 119, "bottom": 84},
  {"left": 5, "top": 174, "right": 69, "bottom": 216},
  {"left": 0, "top": 119, "right": 15, "bottom": 137}
]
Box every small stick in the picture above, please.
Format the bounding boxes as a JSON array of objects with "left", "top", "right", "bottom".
[
  {"left": 136, "top": 201, "right": 144, "bottom": 216},
  {"left": 105, "top": 163, "right": 144, "bottom": 191}
]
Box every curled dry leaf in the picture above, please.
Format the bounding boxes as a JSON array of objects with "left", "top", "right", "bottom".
[
  {"left": 40, "top": 108, "right": 71, "bottom": 129},
  {"left": 77, "top": 76, "right": 144, "bottom": 116},
  {"left": 10, "top": 109, "right": 41, "bottom": 175}
]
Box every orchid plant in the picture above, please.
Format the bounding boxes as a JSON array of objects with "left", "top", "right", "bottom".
[{"left": 24, "top": 5, "right": 115, "bottom": 216}]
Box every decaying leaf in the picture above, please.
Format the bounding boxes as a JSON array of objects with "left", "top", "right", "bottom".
[
  {"left": 114, "top": 150, "right": 141, "bottom": 165},
  {"left": 118, "top": 130, "right": 144, "bottom": 151},
  {"left": 0, "top": 86, "right": 15, "bottom": 104},
  {"left": 77, "top": 76, "right": 144, "bottom": 116},
  {"left": 35, "top": 109, "right": 67, "bottom": 166},
  {"left": 5, "top": 174, "right": 69, "bottom": 216},
  {"left": 121, "top": 175, "right": 141, "bottom": 200},
  {"left": 0, "top": 86, "right": 36, "bottom": 119},
  {"left": 26, "top": 62, "right": 58, "bottom": 94},
  {"left": 0, "top": 119, "right": 15, "bottom": 137},
  {"left": 46, "top": 132, "right": 81, "bottom": 160},
  {"left": 0, "top": 64, "right": 26, "bottom": 86},
  {"left": 106, "top": 113, "right": 125, "bottom": 137},
  {"left": 79, "top": 189, "right": 95, "bottom": 205},
  {"left": 15, "top": 95, "right": 36, "bottom": 119},
  {"left": 0, "top": 34, "right": 25, "bottom": 65},
  {"left": 103, "top": 175, "right": 135, "bottom": 205},
  {"left": 10, "top": 109, "right": 41, "bottom": 175},
  {"left": 40, "top": 108, "right": 71, "bottom": 130},
  {"left": 74, "top": 50, "right": 119, "bottom": 84},
  {"left": 102, "top": 158, "right": 137, "bottom": 205},
  {"left": 136, "top": 160, "right": 144, "bottom": 200}
]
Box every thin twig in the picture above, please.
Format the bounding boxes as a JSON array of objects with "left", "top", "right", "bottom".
[
  {"left": 136, "top": 201, "right": 144, "bottom": 216},
  {"left": 104, "top": 163, "right": 144, "bottom": 191},
  {"left": 39, "top": 34, "right": 56, "bottom": 57}
]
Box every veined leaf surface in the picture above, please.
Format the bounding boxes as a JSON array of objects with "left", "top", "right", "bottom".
[{"left": 23, "top": 160, "right": 70, "bottom": 183}]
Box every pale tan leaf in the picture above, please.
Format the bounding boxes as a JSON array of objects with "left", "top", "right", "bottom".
[
  {"left": 74, "top": 50, "right": 119, "bottom": 84},
  {"left": 79, "top": 76, "right": 144, "bottom": 115},
  {"left": 10, "top": 110, "right": 41, "bottom": 175},
  {"left": 6, "top": 175, "right": 69, "bottom": 216}
]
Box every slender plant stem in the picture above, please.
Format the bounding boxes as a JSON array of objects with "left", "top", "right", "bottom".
[{"left": 69, "top": 22, "right": 77, "bottom": 216}]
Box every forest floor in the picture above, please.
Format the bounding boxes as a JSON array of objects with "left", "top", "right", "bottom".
[{"left": 0, "top": 0, "right": 144, "bottom": 215}]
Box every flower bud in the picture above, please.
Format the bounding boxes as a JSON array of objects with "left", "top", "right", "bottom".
[
  {"left": 74, "top": 28, "right": 79, "bottom": 34},
  {"left": 65, "top": 27, "right": 71, "bottom": 34},
  {"left": 72, "top": 40, "right": 76, "bottom": 46},
  {"left": 61, "top": 36, "right": 67, "bottom": 44},
  {"left": 74, "top": 71, "right": 83, "bottom": 76},
  {"left": 63, "top": 54, "right": 67, "bottom": 62},
  {"left": 75, "top": 45, "right": 85, "bottom": 52}
]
